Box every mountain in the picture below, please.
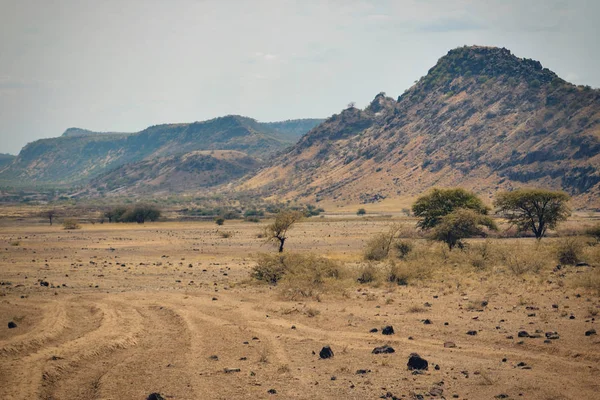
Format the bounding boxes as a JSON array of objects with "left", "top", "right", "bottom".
[
  {"left": 0, "top": 116, "right": 323, "bottom": 185},
  {"left": 0, "top": 153, "right": 15, "bottom": 169},
  {"left": 85, "top": 150, "right": 260, "bottom": 196},
  {"left": 242, "top": 46, "right": 600, "bottom": 208}
]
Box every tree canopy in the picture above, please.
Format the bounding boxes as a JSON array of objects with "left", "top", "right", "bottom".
[
  {"left": 494, "top": 189, "right": 570, "bottom": 239},
  {"left": 430, "top": 208, "right": 497, "bottom": 249},
  {"left": 412, "top": 188, "right": 490, "bottom": 229}
]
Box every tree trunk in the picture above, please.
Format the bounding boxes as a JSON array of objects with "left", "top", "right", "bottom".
[{"left": 278, "top": 238, "right": 285, "bottom": 253}]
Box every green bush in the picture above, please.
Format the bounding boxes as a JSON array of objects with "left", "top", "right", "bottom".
[
  {"left": 215, "top": 217, "right": 225, "bottom": 226},
  {"left": 586, "top": 225, "right": 600, "bottom": 242},
  {"left": 357, "top": 208, "right": 366, "bottom": 216}
]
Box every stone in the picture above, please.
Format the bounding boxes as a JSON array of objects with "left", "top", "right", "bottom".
[
  {"left": 585, "top": 329, "right": 597, "bottom": 336},
  {"left": 8, "top": 321, "right": 17, "bottom": 329},
  {"left": 319, "top": 345, "right": 334, "bottom": 359},
  {"left": 466, "top": 330, "right": 477, "bottom": 335},
  {"left": 356, "top": 369, "right": 370, "bottom": 374},
  {"left": 146, "top": 394, "right": 165, "bottom": 400},
  {"left": 423, "top": 319, "right": 432, "bottom": 325},
  {"left": 545, "top": 332, "right": 559, "bottom": 340},
  {"left": 40, "top": 281, "right": 49, "bottom": 287},
  {"left": 407, "top": 353, "right": 428, "bottom": 370},
  {"left": 575, "top": 262, "right": 590, "bottom": 267},
  {"left": 517, "top": 331, "right": 530, "bottom": 338},
  {"left": 267, "top": 389, "right": 277, "bottom": 394},
  {"left": 224, "top": 368, "right": 241, "bottom": 373},
  {"left": 372, "top": 345, "right": 395, "bottom": 354},
  {"left": 370, "top": 328, "right": 378, "bottom": 333},
  {"left": 444, "top": 341, "right": 456, "bottom": 348},
  {"left": 382, "top": 325, "right": 394, "bottom": 335}
]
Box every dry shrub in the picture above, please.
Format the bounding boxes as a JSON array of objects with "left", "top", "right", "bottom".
[
  {"left": 555, "top": 237, "right": 584, "bottom": 265},
  {"left": 585, "top": 224, "right": 600, "bottom": 242},
  {"left": 357, "top": 262, "right": 380, "bottom": 284},
  {"left": 363, "top": 224, "right": 405, "bottom": 261},
  {"left": 386, "top": 260, "right": 432, "bottom": 285},
  {"left": 62, "top": 219, "right": 81, "bottom": 230},
  {"left": 393, "top": 240, "right": 413, "bottom": 259},
  {"left": 218, "top": 231, "right": 233, "bottom": 238},
  {"left": 571, "top": 268, "right": 600, "bottom": 295},
  {"left": 504, "top": 252, "right": 545, "bottom": 275},
  {"left": 253, "top": 252, "right": 344, "bottom": 300}
]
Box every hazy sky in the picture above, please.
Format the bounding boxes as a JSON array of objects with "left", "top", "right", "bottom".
[{"left": 1, "top": 0, "right": 598, "bottom": 154}]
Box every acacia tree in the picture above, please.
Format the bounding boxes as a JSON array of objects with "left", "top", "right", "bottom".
[
  {"left": 265, "top": 210, "right": 303, "bottom": 252},
  {"left": 430, "top": 209, "right": 497, "bottom": 249},
  {"left": 412, "top": 188, "right": 490, "bottom": 229},
  {"left": 494, "top": 189, "right": 570, "bottom": 240}
]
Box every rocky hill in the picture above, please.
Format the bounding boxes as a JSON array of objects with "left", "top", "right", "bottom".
[
  {"left": 0, "top": 116, "right": 323, "bottom": 185},
  {"left": 243, "top": 46, "right": 600, "bottom": 208},
  {"left": 0, "top": 153, "right": 15, "bottom": 169},
  {"left": 85, "top": 150, "right": 260, "bottom": 196}
]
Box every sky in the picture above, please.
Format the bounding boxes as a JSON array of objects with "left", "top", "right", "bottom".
[{"left": 0, "top": 0, "right": 599, "bottom": 155}]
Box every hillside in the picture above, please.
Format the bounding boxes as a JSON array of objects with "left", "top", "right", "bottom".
[
  {"left": 243, "top": 46, "right": 600, "bottom": 209},
  {"left": 0, "top": 116, "right": 323, "bottom": 185},
  {"left": 0, "top": 153, "right": 15, "bottom": 169},
  {"left": 84, "top": 150, "right": 260, "bottom": 196}
]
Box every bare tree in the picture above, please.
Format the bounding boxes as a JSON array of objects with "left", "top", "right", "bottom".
[
  {"left": 347, "top": 101, "right": 356, "bottom": 109},
  {"left": 45, "top": 210, "right": 57, "bottom": 226}
]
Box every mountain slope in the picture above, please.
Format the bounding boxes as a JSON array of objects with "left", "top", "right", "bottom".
[
  {"left": 0, "top": 116, "right": 323, "bottom": 185},
  {"left": 0, "top": 153, "right": 16, "bottom": 169},
  {"left": 243, "top": 46, "right": 600, "bottom": 208},
  {"left": 86, "top": 150, "right": 260, "bottom": 195}
]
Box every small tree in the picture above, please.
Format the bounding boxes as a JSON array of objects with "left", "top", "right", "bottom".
[
  {"left": 494, "top": 189, "right": 570, "bottom": 240},
  {"left": 430, "top": 208, "right": 497, "bottom": 249},
  {"left": 264, "top": 210, "right": 303, "bottom": 252},
  {"left": 45, "top": 209, "right": 57, "bottom": 226},
  {"left": 412, "top": 188, "right": 490, "bottom": 229},
  {"left": 357, "top": 208, "right": 366, "bottom": 216}
]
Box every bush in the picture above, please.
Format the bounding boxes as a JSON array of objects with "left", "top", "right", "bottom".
[
  {"left": 393, "top": 240, "right": 413, "bottom": 259},
  {"left": 556, "top": 238, "right": 584, "bottom": 265},
  {"left": 106, "top": 204, "right": 161, "bottom": 223},
  {"left": 218, "top": 231, "right": 232, "bottom": 238},
  {"left": 357, "top": 263, "right": 379, "bottom": 284},
  {"left": 504, "top": 253, "right": 545, "bottom": 275},
  {"left": 62, "top": 219, "right": 81, "bottom": 230},
  {"left": 586, "top": 225, "right": 600, "bottom": 242},
  {"left": 252, "top": 253, "right": 341, "bottom": 287},
  {"left": 363, "top": 224, "right": 402, "bottom": 261},
  {"left": 357, "top": 208, "right": 366, "bottom": 216},
  {"left": 215, "top": 217, "right": 225, "bottom": 226}
]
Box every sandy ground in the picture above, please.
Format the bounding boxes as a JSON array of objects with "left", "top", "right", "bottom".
[{"left": 0, "top": 219, "right": 599, "bottom": 400}]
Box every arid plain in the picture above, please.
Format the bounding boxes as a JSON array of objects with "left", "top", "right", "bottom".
[{"left": 1, "top": 215, "right": 599, "bottom": 400}]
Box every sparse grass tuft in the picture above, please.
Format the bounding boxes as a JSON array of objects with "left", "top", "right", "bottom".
[
  {"left": 62, "top": 219, "right": 81, "bottom": 230},
  {"left": 555, "top": 237, "right": 584, "bottom": 265},
  {"left": 218, "top": 231, "right": 233, "bottom": 238}
]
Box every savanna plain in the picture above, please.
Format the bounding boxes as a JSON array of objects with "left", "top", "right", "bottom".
[{"left": 1, "top": 213, "right": 599, "bottom": 400}]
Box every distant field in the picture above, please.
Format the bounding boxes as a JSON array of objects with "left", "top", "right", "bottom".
[{"left": 0, "top": 217, "right": 599, "bottom": 399}]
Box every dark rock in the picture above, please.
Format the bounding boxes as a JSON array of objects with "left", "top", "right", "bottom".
[
  {"left": 569, "top": 315, "right": 575, "bottom": 320},
  {"left": 208, "top": 355, "right": 219, "bottom": 361},
  {"left": 319, "top": 345, "right": 334, "bottom": 359},
  {"left": 575, "top": 262, "right": 590, "bottom": 267},
  {"left": 147, "top": 394, "right": 165, "bottom": 400},
  {"left": 517, "top": 331, "right": 530, "bottom": 338},
  {"left": 382, "top": 325, "right": 394, "bottom": 335},
  {"left": 8, "top": 321, "right": 17, "bottom": 329},
  {"left": 372, "top": 345, "right": 395, "bottom": 354},
  {"left": 356, "top": 369, "right": 370, "bottom": 374},
  {"left": 585, "top": 329, "right": 597, "bottom": 336},
  {"left": 423, "top": 319, "right": 432, "bottom": 325},
  {"left": 495, "top": 395, "right": 509, "bottom": 399},
  {"left": 545, "top": 332, "right": 559, "bottom": 340},
  {"left": 40, "top": 281, "right": 49, "bottom": 287},
  {"left": 466, "top": 330, "right": 477, "bottom": 335},
  {"left": 370, "top": 328, "right": 378, "bottom": 333},
  {"left": 407, "top": 353, "right": 429, "bottom": 370},
  {"left": 267, "top": 389, "right": 277, "bottom": 394},
  {"left": 224, "top": 368, "right": 241, "bottom": 373}
]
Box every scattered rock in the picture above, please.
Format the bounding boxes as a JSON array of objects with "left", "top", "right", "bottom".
[
  {"left": 517, "top": 331, "right": 530, "bottom": 338},
  {"left": 8, "top": 321, "right": 17, "bottom": 329},
  {"left": 382, "top": 325, "right": 394, "bottom": 335},
  {"left": 319, "top": 346, "right": 334, "bottom": 359},
  {"left": 146, "top": 394, "right": 165, "bottom": 400},
  {"left": 466, "top": 330, "right": 477, "bottom": 336},
  {"left": 495, "top": 395, "right": 509, "bottom": 399},
  {"left": 267, "top": 389, "right": 277, "bottom": 394},
  {"left": 444, "top": 341, "right": 456, "bottom": 348},
  {"left": 423, "top": 319, "right": 432, "bottom": 325},
  {"left": 208, "top": 355, "right": 219, "bottom": 361},
  {"left": 372, "top": 345, "right": 395, "bottom": 354},
  {"left": 40, "top": 281, "right": 49, "bottom": 287},
  {"left": 356, "top": 369, "right": 371, "bottom": 374},
  {"left": 224, "top": 368, "right": 241, "bottom": 373},
  {"left": 585, "top": 329, "right": 597, "bottom": 336},
  {"left": 407, "top": 353, "right": 429, "bottom": 370},
  {"left": 545, "top": 332, "right": 560, "bottom": 340},
  {"left": 370, "top": 328, "right": 378, "bottom": 333},
  {"left": 575, "top": 262, "right": 590, "bottom": 267}
]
